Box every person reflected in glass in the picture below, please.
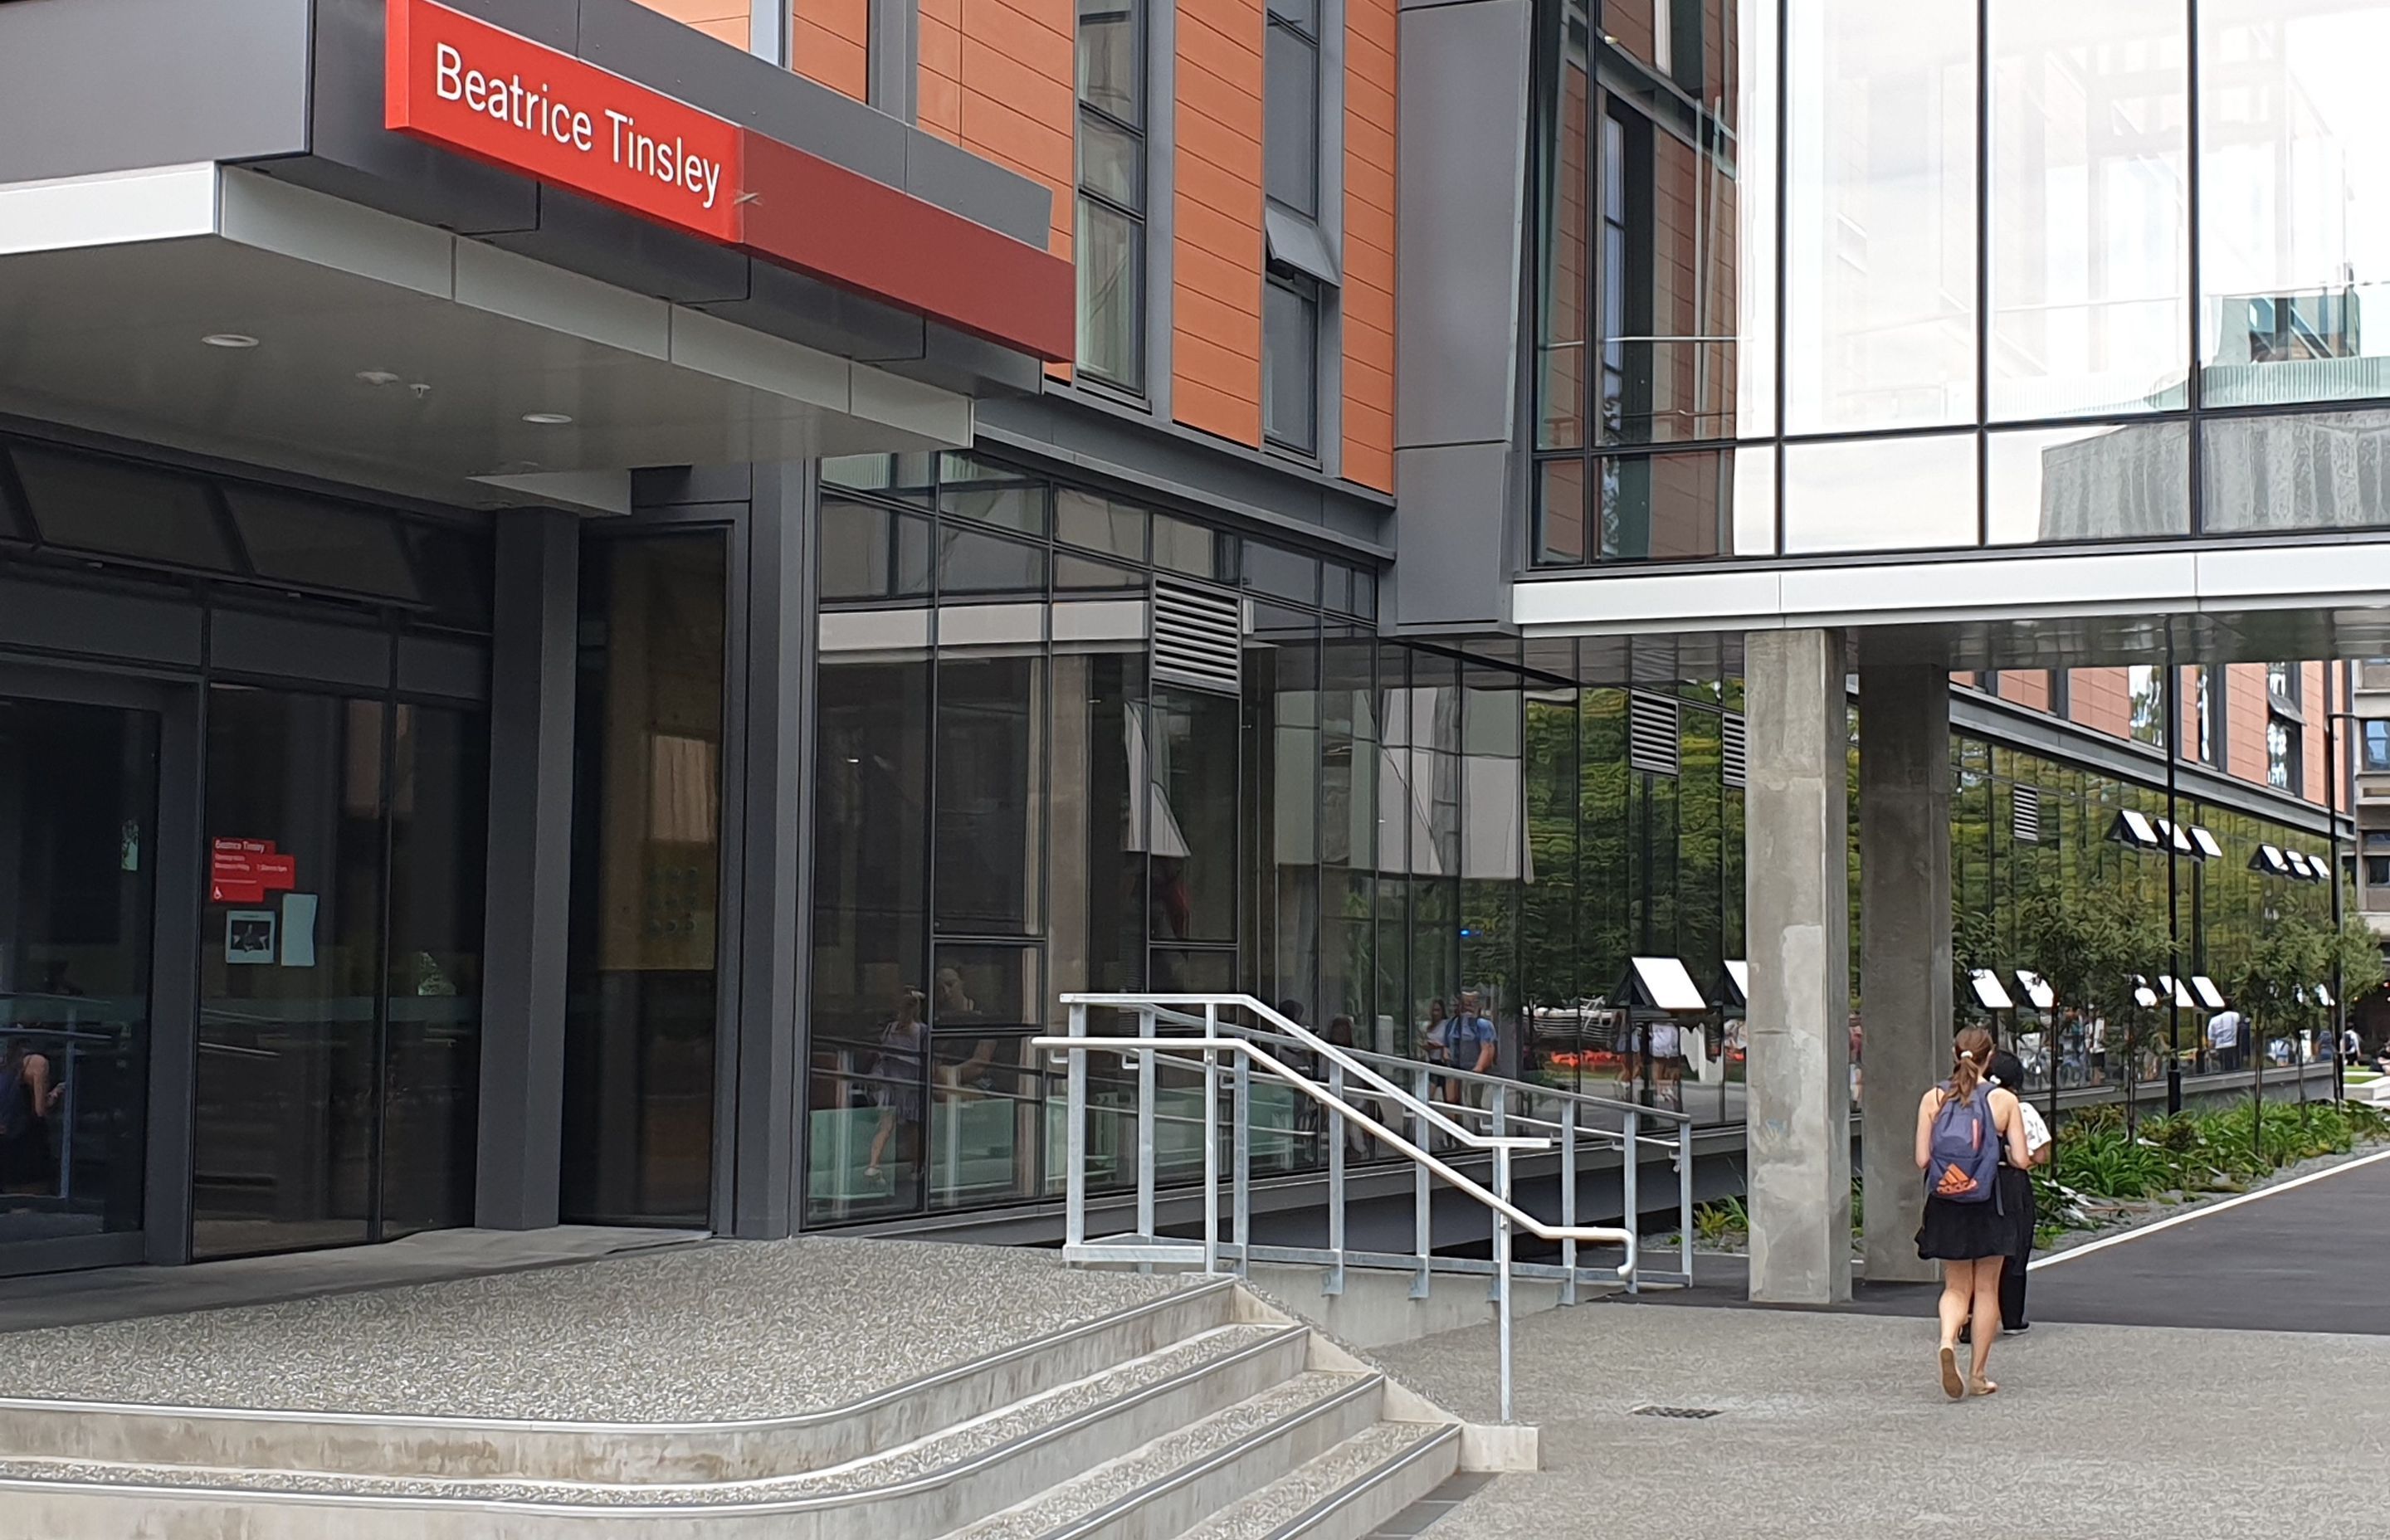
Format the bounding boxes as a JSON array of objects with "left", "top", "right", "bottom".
[
  {"left": 863, "top": 987, "right": 927, "bottom": 1184},
  {"left": 0, "top": 1038, "right": 63, "bottom": 1197},
  {"left": 1446, "top": 989, "right": 1496, "bottom": 1114},
  {"left": 1324, "top": 1015, "right": 1371, "bottom": 1157},
  {"left": 933, "top": 966, "right": 997, "bottom": 1094}
]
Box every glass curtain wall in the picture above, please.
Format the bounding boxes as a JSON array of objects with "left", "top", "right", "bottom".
[{"left": 1530, "top": 0, "right": 2390, "bottom": 562}]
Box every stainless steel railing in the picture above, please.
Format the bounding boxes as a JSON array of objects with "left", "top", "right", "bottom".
[{"left": 1036, "top": 992, "right": 1697, "bottom": 1422}]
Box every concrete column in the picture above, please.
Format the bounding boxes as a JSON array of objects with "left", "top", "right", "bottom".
[
  {"left": 1857, "top": 665, "right": 1951, "bottom": 1284},
  {"left": 475, "top": 509, "right": 579, "bottom": 1231},
  {"left": 1744, "top": 628, "right": 1852, "bottom": 1304}
]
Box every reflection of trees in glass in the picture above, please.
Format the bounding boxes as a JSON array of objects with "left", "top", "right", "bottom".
[{"left": 2126, "top": 665, "right": 2164, "bottom": 745}]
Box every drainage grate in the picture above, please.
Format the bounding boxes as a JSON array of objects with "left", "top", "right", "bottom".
[{"left": 1628, "top": 1404, "right": 1723, "bottom": 1420}]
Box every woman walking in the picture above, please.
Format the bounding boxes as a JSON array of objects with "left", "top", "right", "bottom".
[{"left": 1915, "top": 1026, "right": 2034, "bottom": 1399}]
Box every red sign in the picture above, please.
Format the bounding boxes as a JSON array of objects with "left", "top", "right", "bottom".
[
  {"left": 210, "top": 840, "right": 295, "bottom": 903},
  {"left": 386, "top": 0, "right": 742, "bottom": 243},
  {"left": 382, "top": 0, "right": 1072, "bottom": 361}
]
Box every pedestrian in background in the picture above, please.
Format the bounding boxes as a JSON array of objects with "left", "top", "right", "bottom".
[{"left": 1986, "top": 1050, "right": 2049, "bottom": 1335}]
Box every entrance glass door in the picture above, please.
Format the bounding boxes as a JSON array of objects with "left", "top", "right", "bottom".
[{"left": 0, "top": 694, "right": 159, "bottom": 1252}]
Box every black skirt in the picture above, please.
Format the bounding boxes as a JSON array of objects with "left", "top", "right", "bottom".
[{"left": 1915, "top": 1166, "right": 2031, "bottom": 1262}]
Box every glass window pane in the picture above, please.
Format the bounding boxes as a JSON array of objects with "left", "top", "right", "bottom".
[
  {"left": 1988, "top": 0, "right": 2189, "bottom": 420},
  {"left": 194, "top": 688, "right": 384, "bottom": 1258},
  {"left": 937, "top": 527, "right": 1048, "bottom": 596},
  {"left": 561, "top": 535, "right": 725, "bottom": 1227},
  {"left": 807, "top": 640, "right": 931, "bottom": 1223},
  {"left": 934, "top": 655, "right": 1046, "bottom": 935},
  {"left": 1048, "top": 646, "right": 1149, "bottom": 1023},
  {"left": 1077, "top": 0, "right": 1142, "bottom": 126},
  {"left": 1597, "top": 449, "right": 1741, "bottom": 562},
  {"left": 1785, "top": 0, "right": 1978, "bottom": 431},
  {"left": 1147, "top": 689, "right": 1238, "bottom": 943},
  {"left": 821, "top": 498, "right": 933, "bottom": 601},
  {"left": 1056, "top": 553, "right": 1144, "bottom": 590},
  {"left": 1079, "top": 111, "right": 1144, "bottom": 212},
  {"left": 1599, "top": 0, "right": 1772, "bottom": 444},
  {"left": 12, "top": 446, "right": 237, "bottom": 572},
  {"left": 1537, "top": 458, "right": 1589, "bottom": 567},
  {"left": 1056, "top": 487, "right": 1149, "bottom": 558},
  {"left": 1076, "top": 198, "right": 1146, "bottom": 392},
  {"left": 1263, "top": 277, "right": 1319, "bottom": 453},
  {"left": 1245, "top": 543, "right": 1319, "bottom": 605},
  {"left": 1154, "top": 513, "right": 1234, "bottom": 579},
  {"left": 2203, "top": 409, "right": 2390, "bottom": 534},
  {"left": 381, "top": 704, "right": 488, "bottom": 1238},
  {"left": 1781, "top": 433, "right": 1978, "bottom": 553},
  {"left": 0, "top": 697, "right": 157, "bottom": 1242},
  {"left": 2199, "top": 0, "right": 2390, "bottom": 407},
  {"left": 227, "top": 488, "right": 423, "bottom": 602},
  {"left": 1537, "top": 17, "right": 1591, "bottom": 450},
  {"left": 939, "top": 455, "right": 1050, "bottom": 537},
  {"left": 1987, "top": 421, "right": 2188, "bottom": 543},
  {"left": 1731, "top": 443, "right": 1777, "bottom": 554},
  {"left": 1266, "top": 22, "right": 1319, "bottom": 217}
]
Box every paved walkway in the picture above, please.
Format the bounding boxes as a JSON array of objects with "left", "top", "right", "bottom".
[{"left": 1375, "top": 1148, "right": 2390, "bottom": 1538}]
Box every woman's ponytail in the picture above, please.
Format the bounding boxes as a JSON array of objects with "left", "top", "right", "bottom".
[{"left": 1949, "top": 1026, "right": 1994, "bottom": 1104}]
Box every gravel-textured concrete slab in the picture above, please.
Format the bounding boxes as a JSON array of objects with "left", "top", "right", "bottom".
[
  {"left": 1183, "top": 1421, "right": 1448, "bottom": 1540},
  {"left": 0, "top": 1239, "right": 1189, "bottom": 1422},
  {"left": 1371, "top": 1299, "right": 2390, "bottom": 1539}
]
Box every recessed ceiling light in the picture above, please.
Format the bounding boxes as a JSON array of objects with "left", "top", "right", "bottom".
[
  {"left": 202, "top": 333, "right": 260, "bottom": 349},
  {"left": 522, "top": 411, "right": 573, "bottom": 426},
  {"left": 357, "top": 369, "right": 401, "bottom": 387}
]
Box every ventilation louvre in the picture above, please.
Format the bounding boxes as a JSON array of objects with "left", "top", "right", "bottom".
[
  {"left": 2012, "top": 784, "right": 2041, "bottom": 844},
  {"left": 1151, "top": 578, "right": 1243, "bottom": 695},
  {"left": 1722, "top": 714, "right": 1747, "bottom": 789},
  {"left": 1629, "top": 692, "right": 1680, "bottom": 777}
]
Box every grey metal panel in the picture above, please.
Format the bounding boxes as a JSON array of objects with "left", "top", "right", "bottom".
[
  {"left": 0, "top": 578, "right": 202, "bottom": 668},
  {"left": 0, "top": 0, "right": 311, "bottom": 185},
  {"left": 697, "top": 264, "right": 931, "bottom": 365},
  {"left": 208, "top": 611, "right": 392, "bottom": 689},
  {"left": 300, "top": 0, "right": 545, "bottom": 236},
  {"left": 904, "top": 132, "right": 1054, "bottom": 249},
  {"left": 1265, "top": 207, "right": 1342, "bottom": 287},
  {"left": 1388, "top": 441, "right": 1513, "bottom": 629},
  {"left": 578, "top": 0, "right": 911, "bottom": 188},
  {"left": 484, "top": 188, "right": 753, "bottom": 306},
  {"left": 632, "top": 466, "right": 756, "bottom": 506},
  {"left": 475, "top": 509, "right": 578, "bottom": 1231},
  {"left": 879, "top": 323, "right": 1046, "bottom": 398},
  {"left": 1393, "top": 0, "right": 1529, "bottom": 450},
  {"left": 396, "top": 635, "right": 492, "bottom": 702},
  {"left": 973, "top": 395, "right": 1394, "bottom": 553}
]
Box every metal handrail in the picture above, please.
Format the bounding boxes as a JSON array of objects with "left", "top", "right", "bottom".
[{"left": 1041, "top": 992, "right": 1696, "bottom": 1423}]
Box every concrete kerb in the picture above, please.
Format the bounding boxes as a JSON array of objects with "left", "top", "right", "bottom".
[{"left": 1229, "top": 1279, "right": 1539, "bottom": 1473}]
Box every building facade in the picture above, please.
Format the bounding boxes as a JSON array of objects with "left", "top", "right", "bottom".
[{"left": 0, "top": 0, "right": 2382, "bottom": 1281}]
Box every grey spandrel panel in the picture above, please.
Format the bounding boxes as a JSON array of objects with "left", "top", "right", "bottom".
[
  {"left": 700, "top": 263, "right": 932, "bottom": 367},
  {"left": 575, "top": 0, "right": 910, "bottom": 187},
  {"left": 0, "top": 577, "right": 201, "bottom": 667},
  {"left": 1388, "top": 440, "right": 1513, "bottom": 628},
  {"left": 485, "top": 188, "right": 751, "bottom": 306},
  {"left": 398, "top": 635, "right": 493, "bottom": 702},
  {"left": 1394, "top": 0, "right": 1531, "bottom": 449},
  {"left": 210, "top": 609, "right": 393, "bottom": 690},
  {"left": 0, "top": 0, "right": 310, "bottom": 183},
  {"left": 905, "top": 130, "right": 1056, "bottom": 248}
]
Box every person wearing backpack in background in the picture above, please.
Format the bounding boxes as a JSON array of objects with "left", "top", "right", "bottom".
[{"left": 1914, "top": 1026, "right": 2035, "bottom": 1401}]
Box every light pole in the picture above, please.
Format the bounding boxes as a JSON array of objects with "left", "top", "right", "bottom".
[{"left": 2324, "top": 704, "right": 2363, "bottom": 1101}]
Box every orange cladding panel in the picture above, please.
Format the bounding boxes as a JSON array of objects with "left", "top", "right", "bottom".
[
  {"left": 1343, "top": 0, "right": 1396, "bottom": 490},
  {"left": 1173, "top": 0, "right": 1263, "bottom": 443},
  {"left": 632, "top": 0, "right": 753, "bottom": 50}
]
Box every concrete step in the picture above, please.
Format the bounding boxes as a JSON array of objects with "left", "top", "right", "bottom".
[
  {"left": 0, "top": 1308, "right": 1315, "bottom": 1538},
  {"left": 946, "top": 1369, "right": 1385, "bottom": 1540},
  {"left": 1176, "top": 1421, "right": 1461, "bottom": 1540},
  {"left": 0, "top": 1273, "right": 1242, "bottom": 1486}
]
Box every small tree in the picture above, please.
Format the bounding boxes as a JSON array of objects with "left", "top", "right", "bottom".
[
  {"left": 2335, "top": 912, "right": 2388, "bottom": 1031},
  {"left": 2016, "top": 877, "right": 2172, "bottom": 1132}
]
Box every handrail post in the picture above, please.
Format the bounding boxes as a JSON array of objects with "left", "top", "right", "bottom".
[
  {"left": 1494, "top": 1142, "right": 1514, "bottom": 1424},
  {"left": 1411, "top": 1065, "right": 1432, "bottom": 1299},
  {"left": 1325, "top": 1059, "right": 1347, "bottom": 1297},
  {"left": 1678, "top": 1113, "right": 1695, "bottom": 1284},
  {"left": 1559, "top": 1100, "right": 1579, "bottom": 1306},
  {"left": 1622, "top": 1107, "right": 1640, "bottom": 1295},
  {"left": 1135, "top": 1039, "right": 1156, "bottom": 1260},
  {"left": 1066, "top": 1001, "right": 1088, "bottom": 1253},
  {"left": 1486, "top": 1084, "right": 1508, "bottom": 1302},
  {"left": 1232, "top": 1021, "right": 1251, "bottom": 1278},
  {"left": 1202, "top": 1003, "right": 1220, "bottom": 1276}
]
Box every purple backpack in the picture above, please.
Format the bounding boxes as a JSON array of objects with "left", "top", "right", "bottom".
[{"left": 1925, "top": 1085, "right": 2000, "bottom": 1205}]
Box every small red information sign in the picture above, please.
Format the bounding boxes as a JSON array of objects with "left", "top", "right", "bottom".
[{"left": 209, "top": 839, "right": 295, "bottom": 902}]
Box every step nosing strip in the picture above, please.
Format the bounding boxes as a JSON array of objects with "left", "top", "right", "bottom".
[
  {"left": 0, "top": 1277, "right": 1236, "bottom": 1436},
  {"left": 0, "top": 1324, "right": 1314, "bottom": 1518},
  {"left": 1264, "top": 1425, "right": 1461, "bottom": 1540},
  {"left": 1044, "top": 1374, "right": 1386, "bottom": 1540}
]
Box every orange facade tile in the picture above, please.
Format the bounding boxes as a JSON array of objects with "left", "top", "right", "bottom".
[
  {"left": 1172, "top": 0, "right": 1263, "bottom": 445},
  {"left": 1342, "top": 0, "right": 1397, "bottom": 490},
  {"left": 792, "top": 0, "right": 869, "bottom": 99},
  {"left": 632, "top": 0, "right": 753, "bottom": 36}
]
